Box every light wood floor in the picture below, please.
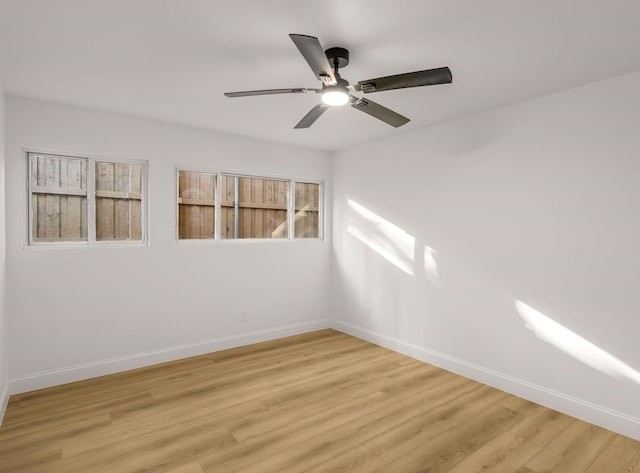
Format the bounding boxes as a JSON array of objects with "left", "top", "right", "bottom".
[{"left": 1, "top": 330, "right": 639, "bottom": 473}]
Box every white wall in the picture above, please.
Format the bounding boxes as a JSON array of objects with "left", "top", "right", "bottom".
[
  {"left": 0, "top": 86, "right": 8, "bottom": 421},
  {"left": 5, "top": 70, "right": 640, "bottom": 440},
  {"left": 5, "top": 97, "right": 331, "bottom": 392},
  {"left": 332, "top": 70, "right": 640, "bottom": 440}
]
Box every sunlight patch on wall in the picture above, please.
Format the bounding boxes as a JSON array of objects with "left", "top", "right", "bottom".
[
  {"left": 424, "top": 245, "right": 439, "bottom": 283},
  {"left": 347, "top": 199, "right": 415, "bottom": 275},
  {"left": 515, "top": 300, "right": 640, "bottom": 385}
]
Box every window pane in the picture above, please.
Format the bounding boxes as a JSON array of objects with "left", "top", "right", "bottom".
[
  {"left": 177, "top": 170, "right": 215, "bottom": 240},
  {"left": 95, "top": 161, "right": 143, "bottom": 241},
  {"left": 221, "top": 176, "right": 289, "bottom": 239},
  {"left": 30, "top": 153, "right": 88, "bottom": 242},
  {"left": 295, "top": 182, "right": 320, "bottom": 238}
]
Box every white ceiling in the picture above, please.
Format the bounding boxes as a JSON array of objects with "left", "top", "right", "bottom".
[{"left": 1, "top": 0, "right": 640, "bottom": 151}]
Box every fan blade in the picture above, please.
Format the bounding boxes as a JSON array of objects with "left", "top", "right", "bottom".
[
  {"left": 289, "top": 34, "right": 336, "bottom": 85},
  {"left": 349, "top": 96, "right": 410, "bottom": 128},
  {"left": 294, "top": 104, "right": 330, "bottom": 129},
  {"left": 224, "top": 88, "right": 319, "bottom": 97},
  {"left": 356, "top": 67, "right": 452, "bottom": 93}
]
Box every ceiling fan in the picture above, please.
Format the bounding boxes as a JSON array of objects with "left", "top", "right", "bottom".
[{"left": 224, "top": 34, "right": 452, "bottom": 129}]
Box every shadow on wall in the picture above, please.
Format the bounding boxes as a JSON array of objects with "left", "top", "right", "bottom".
[{"left": 343, "top": 198, "right": 640, "bottom": 387}]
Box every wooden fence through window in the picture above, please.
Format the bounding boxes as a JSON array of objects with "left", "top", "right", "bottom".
[
  {"left": 178, "top": 172, "right": 319, "bottom": 239},
  {"left": 30, "top": 154, "right": 143, "bottom": 242},
  {"left": 95, "top": 161, "right": 143, "bottom": 241},
  {"left": 31, "top": 154, "right": 88, "bottom": 241}
]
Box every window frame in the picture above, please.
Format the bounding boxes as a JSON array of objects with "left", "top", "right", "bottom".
[
  {"left": 175, "top": 165, "right": 324, "bottom": 243},
  {"left": 26, "top": 149, "right": 149, "bottom": 247}
]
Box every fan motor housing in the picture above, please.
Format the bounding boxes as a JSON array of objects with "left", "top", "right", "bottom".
[
  {"left": 325, "top": 47, "right": 349, "bottom": 69},
  {"left": 322, "top": 77, "right": 349, "bottom": 92}
]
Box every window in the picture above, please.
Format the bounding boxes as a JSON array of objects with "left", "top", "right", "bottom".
[
  {"left": 177, "top": 170, "right": 215, "bottom": 240},
  {"left": 177, "top": 169, "right": 322, "bottom": 241},
  {"left": 294, "top": 182, "right": 320, "bottom": 239},
  {"left": 28, "top": 152, "right": 147, "bottom": 245},
  {"left": 29, "top": 153, "right": 88, "bottom": 242},
  {"left": 221, "top": 175, "right": 289, "bottom": 239},
  {"left": 95, "top": 161, "right": 144, "bottom": 241}
]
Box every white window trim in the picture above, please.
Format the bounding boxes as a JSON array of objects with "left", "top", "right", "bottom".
[
  {"left": 26, "top": 149, "right": 150, "bottom": 248},
  {"left": 175, "top": 165, "right": 324, "bottom": 243}
]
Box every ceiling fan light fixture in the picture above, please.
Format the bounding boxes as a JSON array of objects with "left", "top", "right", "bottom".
[
  {"left": 322, "top": 88, "right": 349, "bottom": 106},
  {"left": 224, "top": 34, "right": 452, "bottom": 128}
]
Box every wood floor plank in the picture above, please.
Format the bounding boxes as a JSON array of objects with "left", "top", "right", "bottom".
[
  {"left": 198, "top": 372, "right": 476, "bottom": 472},
  {"left": 0, "top": 329, "right": 638, "bottom": 473},
  {"left": 518, "top": 420, "right": 617, "bottom": 473},
  {"left": 164, "top": 463, "right": 205, "bottom": 473},
  {"left": 514, "top": 467, "right": 537, "bottom": 473},
  {"left": 228, "top": 360, "right": 415, "bottom": 442},
  {"left": 0, "top": 438, "right": 62, "bottom": 472},
  {"left": 363, "top": 383, "right": 510, "bottom": 464},
  {"left": 91, "top": 426, "right": 234, "bottom": 473},
  {"left": 304, "top": 445, "right": 389, "bottom": 473},
  {"left": 510, "top": 406, "right": 576, "bottom": 447},
  {"left": 500, "top": 395, "right": 542, "bottom": 415},
  {"left": 1, "top": 390, "right": 153, "bottom": 434},
  {"left": 61, "top": 399, "right": 264, "bottom": 458},
  {"left": 584, "top": 434, "right": 640, "bottom": 473},
  {"left": 148, "top": 339, "right": 382, "bottom": 400},
  {"left": 198, "top": 390, "right": 392, "bottom": 473},
  {"left": 445, "top": 431, "right": 542, "bottom": 473},
  {"left": 374, "top": 403, "right": 525, "bottom": 472},
  {"left": 229, "top": 382, "right": 492, "bottom": 473},
  {"left": 0, "top": 413, "right": 111, "bottom": 455}
]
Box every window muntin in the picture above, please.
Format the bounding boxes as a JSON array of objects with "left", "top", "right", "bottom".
[
  {"left": 177, "top": 170, "right": 215, "bottom": 240},
  {"left": 294, "top": 182, "right": 320, "bottom": 239},
  {"left": 27, "top": 152, "right": 147, "bottom": 245}
]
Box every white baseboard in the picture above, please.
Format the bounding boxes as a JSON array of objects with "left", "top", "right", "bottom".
[
  {"left": 9, "top": 319, "right": 331, "bottom": 395},
  {"left": 331, "top": 320, "right": 640, "bottom": 441},
  {"left": 0, "top": 383, "right": 9, "bottom": 427},
  {"left": 7, "top": 318, "right": 639, "bottom": 441}
]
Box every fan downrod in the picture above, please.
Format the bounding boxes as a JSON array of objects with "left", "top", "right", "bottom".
[{"left": 325, "top": 47, "right": 349, "bottom": 69}]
